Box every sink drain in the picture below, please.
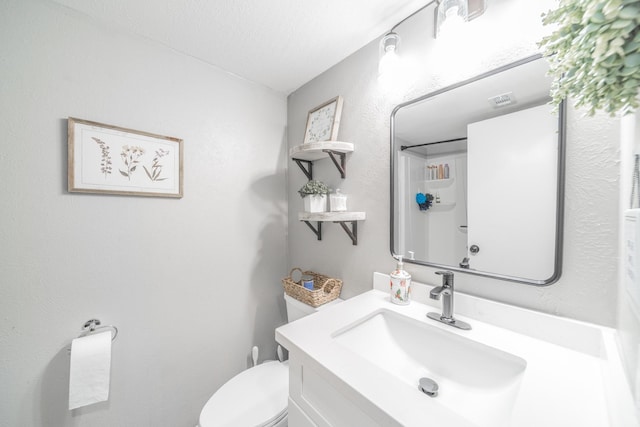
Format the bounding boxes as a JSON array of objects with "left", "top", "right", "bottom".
[{"left": 419, "top": 377, "right": 439, "bottom": 397}]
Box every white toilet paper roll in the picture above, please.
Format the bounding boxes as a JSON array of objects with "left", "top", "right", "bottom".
[{"left": 68, "top": 331, "right": 112, "bottom": 410}]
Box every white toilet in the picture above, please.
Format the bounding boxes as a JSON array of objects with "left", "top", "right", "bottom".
[{"left": 198, "top": 293, "right": 340, "bottom": 427}]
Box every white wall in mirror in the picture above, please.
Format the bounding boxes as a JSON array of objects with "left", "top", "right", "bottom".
[
  {"left": 467, "top": 104, "right": 558, "bottom": 280},
  {"left": 396, "top": 146, "right": 468, "bottom": 266}
]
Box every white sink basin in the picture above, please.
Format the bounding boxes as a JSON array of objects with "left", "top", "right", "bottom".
[{"left": 332, "top": 309, "right": 527, "bottom": 427}]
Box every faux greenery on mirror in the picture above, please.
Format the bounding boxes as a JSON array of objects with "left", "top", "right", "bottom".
[{"left": 539, "top": 0, "right": 640, "bottom": 115}]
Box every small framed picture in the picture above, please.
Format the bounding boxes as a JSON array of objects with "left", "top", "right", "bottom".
[
  {"left": 303, "top": 96, "right": 344, "bottom": 144},
  {"left": 68, "top": 117, "right": 183, "bottom": 198}
]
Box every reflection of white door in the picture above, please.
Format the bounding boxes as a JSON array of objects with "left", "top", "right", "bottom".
[{"left": 467, "top": 104, "right": 558, "bottom": 281}]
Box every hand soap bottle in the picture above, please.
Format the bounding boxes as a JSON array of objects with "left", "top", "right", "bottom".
[{"left": 390, "top": 255, "right": 411, "bottom": 305}]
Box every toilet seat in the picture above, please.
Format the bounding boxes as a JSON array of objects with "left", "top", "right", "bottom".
[{"left": 199, "top": 360, "right": 289, "bottom": 427}]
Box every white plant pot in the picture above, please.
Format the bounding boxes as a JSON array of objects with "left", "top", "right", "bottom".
[{"left": 304, "top": 194, "right": 327, "bottom": 213}]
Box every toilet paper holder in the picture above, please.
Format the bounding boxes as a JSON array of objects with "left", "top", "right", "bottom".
[{"left": 78, "top": 318, "right": 118, "bottom": 341}]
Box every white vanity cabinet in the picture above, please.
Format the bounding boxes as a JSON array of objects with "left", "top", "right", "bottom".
[
  {"left": 287, "top": 397, "right": 316, "bottom": 427},
  {"left": 285, "top": 352, "right": 398, "bottom": 427}
]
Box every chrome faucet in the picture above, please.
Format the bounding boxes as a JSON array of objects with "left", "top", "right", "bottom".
[{"left": 427, "top": 271, "right": 471, "bottom": 330}]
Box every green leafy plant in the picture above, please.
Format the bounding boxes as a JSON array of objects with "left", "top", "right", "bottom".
[
  {"left": 538, "top": 0, "right": 640, "bottom": 115},
  {"left": 298, "top": 180, "right": 330, "bottom": 198}
]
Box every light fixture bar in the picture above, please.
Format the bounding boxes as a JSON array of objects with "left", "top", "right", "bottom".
[
  {"left": 389, "top": 0, "right": 438, "bottom": 33},
  {"left": 381, "top": 0, "right": 487, "bottom": 37}
]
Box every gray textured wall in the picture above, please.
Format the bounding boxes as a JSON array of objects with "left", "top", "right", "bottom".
[
  {"left": 0, "top": 1, "right": 288, "bottom": 425},
  {"left": 286, "top": 0, "right": 620, "bottom": 327}
]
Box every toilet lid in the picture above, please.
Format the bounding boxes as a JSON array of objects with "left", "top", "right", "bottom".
[{"left": 199, "top": 361, "right": 289, "bottom": 427}]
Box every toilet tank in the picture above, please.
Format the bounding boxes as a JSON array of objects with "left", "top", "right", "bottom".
[{"left": 284, "top": 293, "right": 341, "bottom": 322}]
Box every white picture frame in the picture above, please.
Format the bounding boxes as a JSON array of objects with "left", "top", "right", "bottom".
[
  {"left": 68, "top": 117, "right": 183, "bottom": 198},
  {"left": 303, "top": 96, "right": 344, "bottom": 144}
]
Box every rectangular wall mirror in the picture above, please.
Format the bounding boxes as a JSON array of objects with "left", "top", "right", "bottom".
[{"left": 390, "top": 55, "right": 565, "bottom": 285}]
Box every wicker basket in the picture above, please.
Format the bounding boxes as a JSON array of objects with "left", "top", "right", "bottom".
[{"left": 282, "top": 267, "right": 343, "bottom": 308}]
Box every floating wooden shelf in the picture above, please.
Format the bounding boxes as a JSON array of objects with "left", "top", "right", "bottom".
[
  {"left": 298, "top": 211, "right": 366, "bottom": 245},
  {"left": 298, "top": 212, "right": 366, "bottom": 222},
  {"left": 290, "top": 141, "right": 354, "bottom": 179}
]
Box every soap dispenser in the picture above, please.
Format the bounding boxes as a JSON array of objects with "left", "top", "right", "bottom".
[{"left": 390, "top": 255, "right": 411, "bottom": 305}]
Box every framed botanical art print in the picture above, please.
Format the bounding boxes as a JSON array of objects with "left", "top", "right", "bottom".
[
  {"left": 68, "top": 117, "right": 183, "bottom": 198},
  {"left": 303, "top": 96, "right": 344, "bottom": 144}
]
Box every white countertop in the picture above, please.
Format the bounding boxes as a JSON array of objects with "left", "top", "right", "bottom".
[{"left": 276, "top": 272, "right": 638, "bottom": 427}]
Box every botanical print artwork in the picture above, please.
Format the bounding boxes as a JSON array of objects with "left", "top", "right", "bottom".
[
  {"left": 90, "top": 142, "right": 170, "bottom": 183},
  {"left": 68, "top": 118, "right": 183, "bottom": 197},
  {"left": 83, "top": 135, "right": 175, "bottom": 189},
  {"left": 144, "top": 149, "right": 170, "bottom": 182},
  {"left": 92, "top": 137, "right": 112, "bottom": 179},
  {"left": 303, "top": 96, "right": 343, "bottom": 144},
  {"left": 306, "top": 102, "right": 337, "bottom": 143},
  {"left": 119, "top": 145, "right": 145, "bottom": 180}
]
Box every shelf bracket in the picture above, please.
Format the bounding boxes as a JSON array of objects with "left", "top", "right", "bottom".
[
  {"left": 293, "top": 158, "right": 313, "bottom": 181},
  {"left": 323, "top": 150, "right": 347, "bottom": 179},
  {"left": 303, "top": 221, "right": 322, "bottom": 240},
  {"left": 335, "top": 221, "right": 358, "bottom": 245}
]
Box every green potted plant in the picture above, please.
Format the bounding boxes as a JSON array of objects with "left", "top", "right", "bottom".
[
  {"left": 538, "top": 0, "right": 640, "bottom": 116},
  {"left": 298, "top": 180, "right": 330, "bottom": 213}
]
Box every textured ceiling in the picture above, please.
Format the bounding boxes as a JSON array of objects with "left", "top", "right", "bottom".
[{"left": 51, "top": 0, "right": 430, "bottom": 94}]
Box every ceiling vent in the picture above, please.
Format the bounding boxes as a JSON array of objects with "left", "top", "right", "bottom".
[{"left": 488, "top": 92, "right": 516, "bottom": 108}]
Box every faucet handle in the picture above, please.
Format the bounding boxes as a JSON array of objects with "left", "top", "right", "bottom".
[{"left": 435, "top": 270, "right": 454, "bottom": 286}]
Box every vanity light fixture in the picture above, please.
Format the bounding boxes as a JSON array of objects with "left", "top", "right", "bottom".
[
  {"left": 378, "top": 31, "right": 401, "bottom": 79},
  {"left": 377, "top": 0, "right": 488, "bottom": 81},
  {"left": 436, "top": 0, "right": 488, "bottom": 37},
  {"left": 378, "top": 2, "right": 432, "bottom": 81},
  {"left": 435, "top": 0, "right": 469, "bottom": 37}
]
